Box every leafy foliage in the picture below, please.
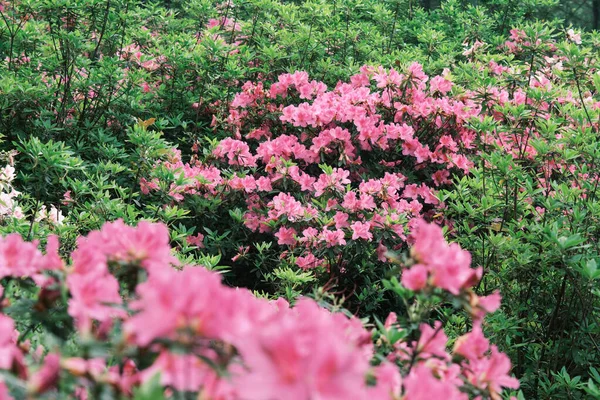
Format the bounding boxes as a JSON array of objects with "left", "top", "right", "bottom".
[{"left": 0, "top": 0, "right": 599, "bottom": 398}]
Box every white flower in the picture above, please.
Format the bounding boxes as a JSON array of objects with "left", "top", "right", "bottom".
[
  {"left": 567, "top": 29, "right": 582, "bottom": 45},
  {"left": 48, "top": 205, "right": 65, "bottom": 225},
  {"left": 0, "top": 165, "right": 15, "bottom": 183}
]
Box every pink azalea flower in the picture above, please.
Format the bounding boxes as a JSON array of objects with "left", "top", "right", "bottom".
[
  {"left": 333, "top": 212, "right": 350, "bottom": 229},
  {"left": 0, "top": 314, "right": 25, "bottom": 379},
  {"left": 0, "top": 234, "right": 45, "bottom": 279},
  {"left": 139, "top": 177, "right": 159, "bottom": 194},
  {"left": 416, "top": 321, "right": 448, "bottom": 359},
  {"left": 72, "top": 219, "right": 177, "bottom": 274},
  {"left": 406, "top": 220, "right": 481, "bottom": 294},
  {"left": 213, "top": 138, "right": 257, "bottom": 167},
  {"left": 368, "top": 362, "right": 402, "bottom": 398},
  {"left": 430, "top": 75, "right": 453, "bottom": 94},
  {"left": 233, "top": 299, "right": 371, "bottom": 400},
  {"left": 454, "top": 325, "right": 490, "bottom": 361},
  {"left": 67, "top": 273, "right": 125, "bottom": 332},
  {"left": 140, "top": 351, "right": 222, "bottom": 393},
  {"left": 295, "top": 253, "right": 323, "bottom": 270},
  {"left": 403, "top": 365, "right": 467, "bottom": 400},
  {"left": 401, "top": 264, "right": 428, "bottom": 291},
  {"left": 321, "top": 228, "right": 346, "bottom": 247},
  {"left": 350, "top": 221, "right": 373, "bottom": 241},
  {"left": 124, "top": 267, "right": 240, "bottom": 346},
  {"left": 466, "top": 345, "right": 520, "bottom": 395},
  {"left": 28, "top": 353, "right": 60, "bottom": 394},
  {"left": 186, "top": 233, "right": 205, "bottom": 248},
  {"left": 275, "top": 226, "right": 297, "bottom": 246},
  {"left": 0, "top": 381, "right": 12, "bottom": 400}
]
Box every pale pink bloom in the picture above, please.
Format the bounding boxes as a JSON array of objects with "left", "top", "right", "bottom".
[
  {"left": 233, "top": 299, "right": 371, "bottom": 400},
  {"left": 401, "top": 264, "right": 428, "bottom": 291},
  {"left": 0, "top": 192, "right": 18, "bottom": 217},
  {"left": 0, "top": 166, "right": 15, "bottom": 183},
  {"left": 462, "top": 40, "right": 484, "bottom": 57},
  {"left": 321, "top": 228, "right": 346, "bottom": 247},
  {"left": 350, "top": 221, "right": 372, "bottom": 241},
  {"left": 275, "top": 226, "right": 297, "bottom": 246},
  {"left": 28, "top": 353, "right": 60, "bottom": 394},
  {"left": 11, "top": 207, "right": 24, "bottom": 219},
  {"left": 567, "top": 29, "right": 582, "bottom": 44},
  {"left": 416, "top": 321, "right": 448, "bottom": 359},
  {"left": 48, "top": 205, "right": 64, "bottom": 225},
  {"left": 140, "top": 177, "right": 159, "bottom": 194},
  {"left": 124, "top": 266, "right": 239, "bottom": 346},
  {"left": 454, "top": 325, "right": 489, "bottom": 361},
  {"left": 36, "top": 205, "right": 48, "bottom": 222},
  {"left": 67, "top": 273, "right": 125, "bottom": 331},
  {"left": 403, "top": 364, "right": 468, "bottom": 400},
  {"left": 296, "top": 254, "right": 322, "bottom": 269}
]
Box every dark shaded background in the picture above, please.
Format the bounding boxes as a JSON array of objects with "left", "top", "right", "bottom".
[{"left": 422, "top": 0, "right": 600, "bottom": 30}]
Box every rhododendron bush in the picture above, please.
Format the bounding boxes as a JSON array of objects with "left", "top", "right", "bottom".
[
  {"left": 140, "top": 62, "right": 480, "bottom": 312},
  {"left": 0, "top": 218, "right": 518, "bottom": 399}
]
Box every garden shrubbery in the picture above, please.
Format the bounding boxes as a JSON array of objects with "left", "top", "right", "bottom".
[{"left": 0, "top": 0, "right": 599, "bottom": 398}]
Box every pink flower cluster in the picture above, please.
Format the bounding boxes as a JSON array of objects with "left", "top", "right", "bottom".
[
  {"left": 143, "top": 64, "right": 484, "bottom": 275},
  {"left": 0, "top": 219, "right": 518, "bottom": 398},
  {"left": 67, "top": 220, "right": 177, "bottom": 332},
  {"left": 402, "top": 219, "right": 481, "bottom": 295}
]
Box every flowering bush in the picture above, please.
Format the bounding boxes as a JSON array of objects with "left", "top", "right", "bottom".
[
  {"left": 140, "top": 62, "right": 482, "bottom": 312},
  {"left": 1, "top": 0, "right": 600, "bottom": 398},
  {"left": 0, "top": 218, "right": 520, "bottom": 399},
  {"left": 441, "top": 25, "right": 600, "bottom": 396}
]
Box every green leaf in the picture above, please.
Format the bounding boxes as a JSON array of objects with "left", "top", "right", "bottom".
[{"left": 133, "top": 373, "right": 165, "bottom": 400}]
